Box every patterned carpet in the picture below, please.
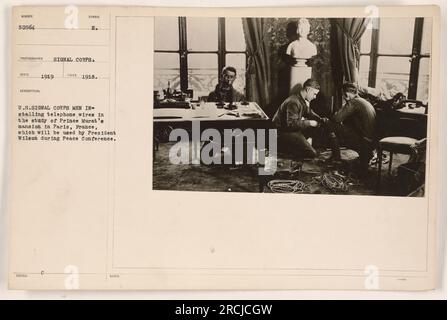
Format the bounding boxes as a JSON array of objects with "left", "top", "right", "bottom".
[{"left": 153, "top": 141, "right": 413, "bottom": 196}]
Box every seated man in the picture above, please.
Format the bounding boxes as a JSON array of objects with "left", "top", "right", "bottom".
[
  {"left": 208, "top": 66, "right": 245, "bottom": 103},
  {"left": 329, "top": 82, "right": 377, "bottom": 170},
  {"left": 272, "top": 78, "right": 335, "bottom": 159}
]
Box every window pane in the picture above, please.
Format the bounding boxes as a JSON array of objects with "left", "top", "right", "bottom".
[
  {"left": 417, "top": 58, "right": 430, "bottom": 104},
  {"left": 421, "top": 18, "right": 432, "bottom": 55},
  {"left": 188, "top": 54, "right": 218, "bottom": 99},
  {"left": 225, "top": 18, "right": 246, "bottom": 51},
  {"left": 376, "top": 56, "right": 411, "bottom": 99},
  {"left": 186, "top": 18, "right": 218, "bottom": 51},
  {"left": 358, "top": 55, "right": 370, "bottom": 88},
  {"left": 154, "top": 53, "right": 180, "bottom": 92},
  {"left": 154, "top": 17, "right": 179, "bottom": 51},
  {"left": 379, "top": 18, "right": 414, "bottom": 55},
  {"left": 360, "top": 28, "right": 372, "bottom": 54},
  {"left": 226, "top": 54, "right": 246, "bottom": 94}
]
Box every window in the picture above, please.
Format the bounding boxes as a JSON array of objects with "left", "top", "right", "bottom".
[
  {"left": 359, "top": 17, "right": 431, "bottom": 103},
  {"left": 154, "top": 17, "right": 247, "bottom": 100}
]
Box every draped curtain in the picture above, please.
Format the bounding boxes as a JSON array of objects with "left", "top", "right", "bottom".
[
  {"left": 330, "top": 18, "right": 369, "bottom": 110},
  {"left": 332, "top": 18, "right": 369, "bottom": 83},
  {"left": 242, "top": 18, "right": 274, "bottom": 112}
]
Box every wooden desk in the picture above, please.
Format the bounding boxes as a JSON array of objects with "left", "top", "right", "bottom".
[
  {"left": 153, "top": 101, "right": 269, "bottom": 123},
  {"left": 377, "top": 107, "right": 427, "bottom": 140},
  {"left": 152, "top": 102, "right": 271, "bottom": 166}
]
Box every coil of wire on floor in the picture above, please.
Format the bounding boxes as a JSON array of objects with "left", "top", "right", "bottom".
[
  {"left": 316, "top": 172, "right": 350, "bottom": 193},
  {"left": 267, "top": 179, "right": 311, "bottom": 194}
]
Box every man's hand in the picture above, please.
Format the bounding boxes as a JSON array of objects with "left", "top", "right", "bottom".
[
  {"left": 320, "top": 117, "right": 329, "bottom": 124},
  {"left": 308, "top": 120, "right": 319, "bottom": 127}
]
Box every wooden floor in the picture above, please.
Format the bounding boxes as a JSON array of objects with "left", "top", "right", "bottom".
[{"left": 153, "top": 141, "right": 411, "bottom": 196}]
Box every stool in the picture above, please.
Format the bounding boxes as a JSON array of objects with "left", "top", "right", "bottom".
[{"left": 376, "top": 136, "right": 417, "bottom": 193}]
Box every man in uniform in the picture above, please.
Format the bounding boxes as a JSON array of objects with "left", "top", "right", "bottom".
[
  {"left": 272, "top": 78, "right": 336, "bottom": 159},
  {"left": 208, "top": 66, "right": 245, "bottom": 103},
  {"left": 329, "top": 82, "right": 377, "bottom": 171}
]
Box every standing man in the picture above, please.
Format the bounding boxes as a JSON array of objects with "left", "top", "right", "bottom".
[
  {"left": 208, "top": 66, "right": 245, "bottom": 103},
  {"left": 272, "top": 79, "right": 335, "bottom": 159},
  {"left": 329, "top": 82, "right": 377, "bottom": 171}
]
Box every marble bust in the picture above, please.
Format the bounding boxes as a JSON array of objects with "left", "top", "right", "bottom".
[{"left": 286, "top": 18, "right": 317, "bottom": 92}]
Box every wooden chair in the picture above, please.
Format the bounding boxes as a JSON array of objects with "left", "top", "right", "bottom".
[{"left": 376, "top": 136, "right": 418, "bottom": 193}]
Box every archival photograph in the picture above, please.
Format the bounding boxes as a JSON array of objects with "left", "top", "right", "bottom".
[{"left": 152, "top": 16, "right": 431, "bottom": 197}]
